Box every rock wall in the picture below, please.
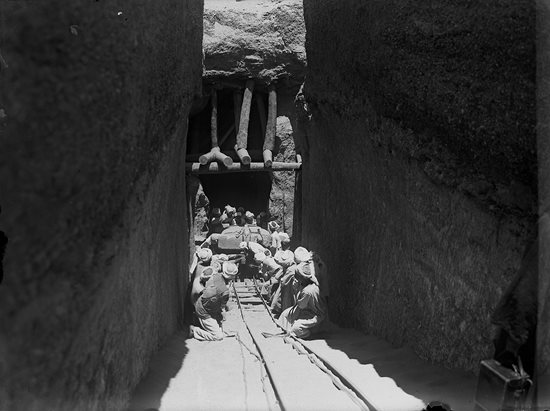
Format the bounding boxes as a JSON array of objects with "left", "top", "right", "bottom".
[
  {"left": 0, "top": 1, "right": 203, "bottom": 410},
  {"left": 302, "top": 0, "right": 536, "bottom": 373},
  {"left": 269, "top": 115, "right": 296, "bottom": 236},
  {"left": 537, "top": 0, "right": 550, "bottom": 402},
  {"left": 203, "top": 0, "right": 305, "bottom": 88}
]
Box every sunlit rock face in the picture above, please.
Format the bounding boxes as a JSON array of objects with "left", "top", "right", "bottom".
[
  {"left": 0, "top": 1, "right": 203, "bottom": 410},
  {"left": 301, "top": 0, "right": 536, "bottom": 373},
  {"left": 203, "top": 0, "right": 305, "bottom": 88}
]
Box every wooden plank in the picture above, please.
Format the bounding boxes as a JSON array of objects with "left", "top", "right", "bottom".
[{"left": 186, "top": 161, "right": 302, "bottom": 174}]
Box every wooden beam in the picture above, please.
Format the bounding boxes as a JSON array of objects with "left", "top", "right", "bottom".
[
  {"left": 263, "top": 85, "right": 277, "bottom": 152},
  {"left": 186, "top": 161, "right": 302, "bottom": 174},
  {"left": 187, "top": 148, "right": 264, "bottom": 163},
  {"left": 235, "top": 80, "right": 254, "bottom": 165},
  {"left": 210, "top": 88, "right": 218, "bottom": 148},
  {"left": 263, "top": 149, "right": 273, "bottom": 168},
  {"left": 197, "top": 89, "right": 233, "bottom": 167},
  {"left": 198, "top": 147, "right": 233, "bottom": 167}
]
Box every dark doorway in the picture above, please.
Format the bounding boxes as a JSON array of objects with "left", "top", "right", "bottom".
[{"left": 199, "top": 172, "right": 272, "bottom": 215}]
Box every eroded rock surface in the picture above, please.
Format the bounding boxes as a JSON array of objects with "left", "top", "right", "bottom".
[
  {"left": 203, "top": 0, "right": 305, "bottom": 87},
  {"left": 269, "top": 116, "right": 296, "bottom": 235},
  {"left": 301, "top": 0, "right": 536, "bottom": 373},
  {"left": 0, "top": 1, "right": 202, "bottom": 409}
]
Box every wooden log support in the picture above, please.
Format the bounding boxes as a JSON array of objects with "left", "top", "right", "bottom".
[
  {"left": 234, "top": 80, "right": 254, "bottom": 165},
  {"left": 263, "top": 149, "right": 273, "bottom": 168},
  {"left": 199, "top": 147, "right": 233, "bottom": 167},
  {"left": 186, "top": 161, "right": 302, "bottom": 174},
  {"left": 198, "top": 89, "right": 233, "bottom": 166},
  {"left": 263, "top": 85, "right": 277, "bottom": 167},
  {"left": 210, "top": 88, "right": 218, "bottom": 147}
]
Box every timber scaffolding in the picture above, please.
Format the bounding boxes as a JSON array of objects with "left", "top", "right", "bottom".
[{"left": 185, "top": 79, "right": 303, "bottom": 174}]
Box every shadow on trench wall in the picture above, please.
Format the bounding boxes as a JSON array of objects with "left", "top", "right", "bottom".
[{"left": 126, "top": 332, "right": 189, "bottom": 411}]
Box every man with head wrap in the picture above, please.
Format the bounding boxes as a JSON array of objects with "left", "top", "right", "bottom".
[
  {"left": 191, "top": 262, "right": 238, "bottom": 341},
  {"left": 277, "top": 261, "right": 326, "bottom": 338}
]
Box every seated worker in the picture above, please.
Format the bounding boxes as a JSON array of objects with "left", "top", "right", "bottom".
[
  {"left": 208, "top": 208, "right": 224, "bottom": 236},
  {"left": 238, "top": 241, "right": 269, "bottom": 279},
  {"left": 277, "top": 261, "right": 326, "bottom": 338},
  {"left": 211, "top": 253, "right": 228, "bottom": 270},
  {"left": 220, "top": 205, "right": 236, "bottom": 227},
  {"left": 310, "top": 251, "right": 330, "bottom": 309},
  {"left": 191, "top": 266, "right": 214, "bottom": 306},
  {"left": 270, "top": 249, "right": 298, "bottom": 315},
  {"left": 276, "top": 246, "right": 311, "bottom": 314},
  {"left": 191, "top": 261, "right": 238, "bottom": 341},
  {"left": 278, "top": 233, "right": 291, "bottom": 251},
  {"left": 189, "top": 247, "right": 213, "bottom": 280},
  {"left": 258, "top": 257, "right": 283, "bottom": 300},
  {"left": 244, "top": 211, "right": 256, "bottom": 226}
]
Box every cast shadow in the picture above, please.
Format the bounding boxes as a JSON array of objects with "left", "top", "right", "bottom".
[{"left": 126, "top": 331, "right": 189, "bottom": 411}]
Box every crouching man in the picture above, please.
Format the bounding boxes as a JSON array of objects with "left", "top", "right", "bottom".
[
  {"left": 277, "top": 261, "right": 326, "bottom": 338},
  {"left": 190, "top": 261, "right": 238, "bottom": 341}
]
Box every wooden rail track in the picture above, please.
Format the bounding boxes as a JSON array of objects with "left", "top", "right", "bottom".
[{"left": 230, "top": 278, "right": 373, "bottom": 411}]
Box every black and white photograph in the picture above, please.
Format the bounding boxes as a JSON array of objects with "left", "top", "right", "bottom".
[{"left": 0, "top": 0, "right": 548, "bottom": 410}]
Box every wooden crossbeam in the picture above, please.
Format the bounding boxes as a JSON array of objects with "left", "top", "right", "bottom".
[{"left": 186, "top": 161, "right": 301, "bottom": 174}]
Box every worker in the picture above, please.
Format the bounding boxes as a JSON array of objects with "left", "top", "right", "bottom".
[
  {"left": 279, "top": 232, "right": 291, "bottom": 250},
  {"left": 240, "top": 240, "right": 270, "bottom": 257},
  {"left": 189, "top": 247, "right": 213, "bottom": 280},
  {"left": 238, "top": 241, "right": 269, "bottom": 279},
  {"left": 256, "top": 211, "right": 269, "bottom": 230},
  {"left": 191, "top": 266, "right": 213, "bottom": 306},
  {"left": 208, "top": 208, "right": 224, "bottom": 235},
  {"left": 310, "top": 251, "right": 330, "bottom": 309},
  {"left": 258, "top": 257, "right": 283, "bottom": 300},
  {"left": 271, "top": 246, "right": 311, "bottom": 315},
  {"left": 220, "top": 205, "right": 236, "bottom": 227},
  {"left": 277, "top": 262, "right": 326, "bottom": 338},
  {"left": 268, "top": 221, "right": 281, "bottom": 254},
  {"left": 244, "top": 211, "right": 256, "bottom": 226},
  {"left": 270, "top": 249, "right": 294, "bottom": 306},
  {"left": 190, "top": 261, "right": 238, "bottom": 341},
  {"left": 235, "top": 207, "right": 246, "bottom": 226},
  {"left": 210, "top": 260, "right": 222, "bottom": 274}
]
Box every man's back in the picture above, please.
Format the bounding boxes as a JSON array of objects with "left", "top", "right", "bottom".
[{"left": 195, "top": 273, "right": 229, "bottom": 321}]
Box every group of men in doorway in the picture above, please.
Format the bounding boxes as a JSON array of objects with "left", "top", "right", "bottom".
[
  {"left": 206, "top": 204, "right": 274, "bottom": 236},
  {"left": 188, "top": 214, "right": 329, "bottom": 341}
]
